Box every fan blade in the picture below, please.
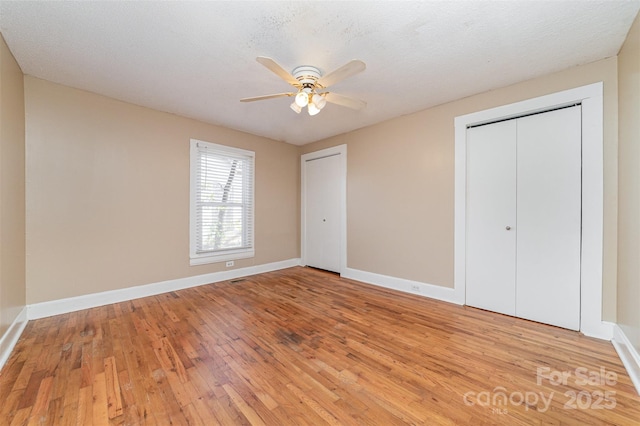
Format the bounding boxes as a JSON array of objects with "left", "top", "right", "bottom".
[
  {"left": 317, "top": 60, "right": 366, "bottom": 88},
  {"left": 240, "top": 93, "right": 294, "bottom": 102},
  {"left": 256, "top": 57, "right": 298, "bottom": 86},
  {"left": 324, "top": 92, "right": 366, "bottom": 110}
]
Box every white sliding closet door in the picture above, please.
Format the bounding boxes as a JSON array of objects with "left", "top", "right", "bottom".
[
  {"left": 466, "top": 120, "right": 517, "bottom": 316},
  {"left": 515, "top": 106, "right": 582, "bottom": 330},
  {"left": 466, "top": 106, "right": 582, "bottom": 330}
]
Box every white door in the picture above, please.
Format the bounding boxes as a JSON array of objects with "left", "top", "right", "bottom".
[
  {"left": 304, "top": 154, "right": 342, "bottom": 272},
  {"left": 466, "top": 120, "right": 517, "bottom": 316},
  {"left": 515, "top": 106, "right": 582, "bottom": 330},
  {"left": 466, "top": 106, "right": 582, "bottom": 330}
]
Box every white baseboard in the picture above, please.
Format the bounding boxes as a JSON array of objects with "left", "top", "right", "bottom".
[
  {"left": 0, "top": 307, "right": 28, "bottom": 371},
  {"left": 581, "top": 320, "right": 614, "bottom": 341},
  {"left": 612, "top": 324, "right": 640, "bottom": 395},
  {"left": 342, "top": 267, "right": 462, "bottom": 305},
  {"left": 28, "top": 258, "right": 301, "bottom": 320}
]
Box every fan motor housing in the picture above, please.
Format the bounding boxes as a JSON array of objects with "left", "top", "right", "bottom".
[{"left": 292, "top": 65, "right": 321, "bottom": 86}]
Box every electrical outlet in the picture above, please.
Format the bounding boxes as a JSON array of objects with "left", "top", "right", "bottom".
[
  {"left": 226, "top": 261, "right": 234, "bottom": 267},
  {"left": 410, "top": 284, "right": 420, "bottom": 293}
]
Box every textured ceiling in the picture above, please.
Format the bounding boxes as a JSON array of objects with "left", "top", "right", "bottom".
[{"left": 1, "top": 1, "right": 638, "bottom": 145}]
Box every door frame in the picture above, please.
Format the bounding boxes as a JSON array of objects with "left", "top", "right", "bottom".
[
  {"left": 301, "top": 144, "right": 347, "bottom": 274},
  {"left": 454, "top": 82, "right": 608, "bottom": 339}
]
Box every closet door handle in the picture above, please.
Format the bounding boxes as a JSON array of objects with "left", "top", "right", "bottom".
[{"left": 505, "top": 226, "right": 511, "bottom": 230}]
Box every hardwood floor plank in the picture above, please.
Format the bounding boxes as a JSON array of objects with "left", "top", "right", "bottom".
[
  {"left": 44, "top": 396, "right": 63, "bottom": 426},
  {"left": 16, "top": 369, "right": 46, "bottom": 411},
  {"left": 150, "top": 368, "right": 189, "bottom": 426},
  {"left": 77, "top": 386, "right": 92, "bottom": 426},
  {"left": 1, "top": 267, "right": 639, "bottom": 425},
  {"left": 208, "top": 393, "right": 245, "bottom": 425},
  {"left": 91, "top": 372, "right": 108, "bottom": 424},
  {"left": 222, "top": 383, "right": 267, "bottom": 426},
  {"left": 9, "top": 407, "right": 31, "bottom": 426},
  {"left": 103, "top": 356, "right": 123, "bottom": 419},
  {"left": 285, "top": 382, "right": 341, "bottom": 425},
  {"left": 0, "top": 389, "right": 26, "bottom": 425},
  {"left": 29, "top": 375, "right": 53, "bottom": 422},
  {"left": 80, "top": 341, "right": 93, "bottom": 389},
  {"left": 219, "top": 349, "right": 280, "bottom": 411},
  {"left": 117, "top": 369, "right": 142, "bottom": 424},
  {"left": 151, "top": 337, "right": 189, "bottom": 384}
]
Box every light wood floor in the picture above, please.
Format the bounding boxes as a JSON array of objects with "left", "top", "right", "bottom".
[{"left": 1, "top": 267, "right": 638, "bottom": 425}]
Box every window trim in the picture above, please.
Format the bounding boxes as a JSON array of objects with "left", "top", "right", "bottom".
[{"left": 189, "top": 139, "right": 255, "bottom": 266}]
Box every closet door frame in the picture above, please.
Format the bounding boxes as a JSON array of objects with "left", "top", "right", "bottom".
[{"left": 453, "top": 82, "right": 607, "bottom": 339}]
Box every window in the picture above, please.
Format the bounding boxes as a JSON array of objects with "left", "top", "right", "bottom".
[{"left": 190, "top": 139, "right": 254, "bottom": 265}]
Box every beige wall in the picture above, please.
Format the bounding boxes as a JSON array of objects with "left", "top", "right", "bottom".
[
  {"left": 14, "top": 31, "right": 631, "bottom": 328},
  {"left": 0, "top": 34, "right": 26, "bottom": 336},
  {"left": 302, "top": 57, "right": 619, "bottom": 321},
  {"left": 617, "top": 12, "right": 640, "bottom": 351},
  {"left": 25, "top": 77, "right": 299, "bottom": 304}
]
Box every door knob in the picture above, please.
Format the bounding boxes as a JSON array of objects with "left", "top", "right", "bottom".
[{"left": 505, "top": 226, "right": 511, "bottom": 230}]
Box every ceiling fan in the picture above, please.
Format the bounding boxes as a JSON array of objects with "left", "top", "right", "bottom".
[{"left": 240, "top": 56, "right": 366, "bottom": 116}]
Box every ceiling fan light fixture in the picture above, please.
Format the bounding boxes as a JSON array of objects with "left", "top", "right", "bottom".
[
  {"left": 290, "top": 101, "right": 302, "bottom": 114},
  {"left": 308, "top": 102, "right": 321, "bottom": 116},
  {"left": 312, "top": 93, "right": 327, "bottom": 110},
  {"left": 242, "top": 57, "right": 366, "bottom": 116},
  {"left": 295, "top": 91, "right": 309, "bottom": 107}
]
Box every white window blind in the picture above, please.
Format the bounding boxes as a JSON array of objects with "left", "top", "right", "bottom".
[{"left": 190, "top": 140, "right": 254, "bottom": 265}]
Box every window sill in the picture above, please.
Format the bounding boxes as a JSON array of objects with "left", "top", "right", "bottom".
[{"left": 190, "top": 249, "right": 254, "bottom": 266}]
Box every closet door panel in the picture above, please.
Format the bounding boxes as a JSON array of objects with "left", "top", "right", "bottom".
[
  {"left": 466, "top": 121, "right": 517, "bottom": 316},
  {"left": 515, "top": 106, "right": 582, "bottom": 330},
  {"left": 304, "top": 154, "right": 342, "bottom": 273}
]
